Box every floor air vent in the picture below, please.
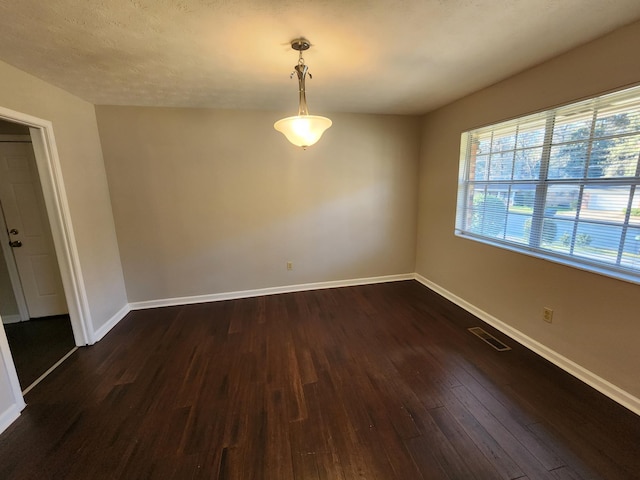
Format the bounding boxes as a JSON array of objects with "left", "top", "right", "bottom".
[{"left": 468, "top": 327, "right": 511, "bottom": 351}]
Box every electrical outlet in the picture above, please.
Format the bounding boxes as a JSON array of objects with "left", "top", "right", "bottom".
[
  {"left": 287, "top": 261, "right": 293, "bottom": 271},
  {"left": 543, "top": 307, "right": 553, "bottom": 323}
]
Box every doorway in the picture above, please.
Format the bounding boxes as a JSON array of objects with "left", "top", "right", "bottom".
[
  {"left": 0, "top": 105, "right": 93, "bottom": 412},
  {"left": 0, "top": 121, "right": 76, "bottom": 391}
]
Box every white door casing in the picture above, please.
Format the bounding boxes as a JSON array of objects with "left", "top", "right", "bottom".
[
  {"left": 0, "top": 107, "right": 94, "bottom": 428},
  {"left": 0, "top": 109, "right": 94, "bottom": 347},
  {"left": 0, "top": 141, "right": 68, "bottom": 318}
]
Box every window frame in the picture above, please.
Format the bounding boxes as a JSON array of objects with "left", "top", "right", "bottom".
[{"left": 455, "top": 85, "right": 640, "bottom": 285}]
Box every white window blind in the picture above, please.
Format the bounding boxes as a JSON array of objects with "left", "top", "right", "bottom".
[{"left": 455, "top": 84, "right": 640, "bottom": 283}]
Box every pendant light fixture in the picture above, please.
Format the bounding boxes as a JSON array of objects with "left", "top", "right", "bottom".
[{"left": 274, "top": 38, "right": 332, "bottom": 149}]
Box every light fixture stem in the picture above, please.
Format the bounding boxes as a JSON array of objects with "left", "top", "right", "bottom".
[
  {"left": 274, "top": 37, "right": 331, "bottom": 148},
  {"left": 294, "top": 63, "right": 309, "bottom": 116}
]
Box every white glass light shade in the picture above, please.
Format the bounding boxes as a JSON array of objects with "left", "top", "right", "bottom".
[{"left": 274, "top": 115, "right": 332, "bottom": 148}]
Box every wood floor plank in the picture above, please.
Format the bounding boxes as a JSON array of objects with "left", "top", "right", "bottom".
[
  {"left": 429, "top": 405, "right": 505, "bottom": 480},
  {"left": 265, "top": 387, "right": 295, "bottom": 480},
  {"left": 437, "top": 383, "right": 528, "bottom": 479},
  {"left": 502, "top": 382, "right": 638, "bottom": 479},
  {"left": 450, "top": 385, "right": 553, "bottom": 480},
  {"left": 526, "top": 422, "right": 603, "bottom": 480},
  {"left": 451, "top": 361, "right": 565, "bottom": 470},
  {"left": 366, "top": 373, "right": 424, "bottom": 439},
  {"left": 1, "top": 281, "right": 638, "bottom": 479},
  {"left": 406, "top": 408, "right": 481, "bottom": 480}
]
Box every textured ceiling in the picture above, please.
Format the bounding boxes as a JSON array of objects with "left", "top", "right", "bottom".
[{"left": 1, "top": 0, "right": 640, "bottom": 115}]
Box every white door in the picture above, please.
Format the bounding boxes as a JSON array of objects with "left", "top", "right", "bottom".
[{"left": 0, "top": 141, "right": 68, "bottom": 318}]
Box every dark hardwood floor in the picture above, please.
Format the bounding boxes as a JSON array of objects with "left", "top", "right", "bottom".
[
  {"left": 0, "top": 281, "right": 638, "bottom": 479},
  {"left": 3, "top": 315, "right": 76, "bottom": 389}
]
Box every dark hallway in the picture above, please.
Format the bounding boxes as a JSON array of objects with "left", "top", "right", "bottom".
[{"left": 3, "top": 315, "right": 75, "bottom": 390}]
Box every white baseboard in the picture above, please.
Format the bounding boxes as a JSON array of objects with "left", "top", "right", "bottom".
[
  {"left": 129, "top": 273, "right": 414, "bottom": 310},
  {"left": 1, "top": 314, "right": 22, "bottom": 325},
  {"left": 0, "top": 403, "right": 23, "bottom": 436},
  {"left": 413, "top": 273, "right": 640, "bottom": 417},
  {"left": 91, "top": 304, "right": 131, "bottom": 343}
]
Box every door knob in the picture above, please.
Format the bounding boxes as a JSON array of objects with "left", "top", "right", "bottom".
[
  {"left": 9, "top": 229, "right": 18, "bottom": 235},
  {"left": 9, "top": 240, "right": 22, "bottom": 248}
]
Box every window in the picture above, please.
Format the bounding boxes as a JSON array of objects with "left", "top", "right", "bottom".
[{"left": 455, "top": 85, "right": 640, "bottom": 283}]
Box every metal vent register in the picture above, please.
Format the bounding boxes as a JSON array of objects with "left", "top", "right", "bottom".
[{"left": 468, "top": 327, "right": 511, "bottom": 351}]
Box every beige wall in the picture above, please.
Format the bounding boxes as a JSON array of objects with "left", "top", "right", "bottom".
[
  {"left": 416, "top": 21, "right": 640, "bottom": 397},
  {"left": 96, "top": 107, "right": 420, "bottom": 302},
  {"left": 0, "top": 60, "right": 128, "bottom": 333}
]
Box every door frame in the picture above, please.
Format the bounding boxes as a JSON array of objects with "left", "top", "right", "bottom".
[{"left": 0, "top": 105, "right": 93, "bottom": 406}]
